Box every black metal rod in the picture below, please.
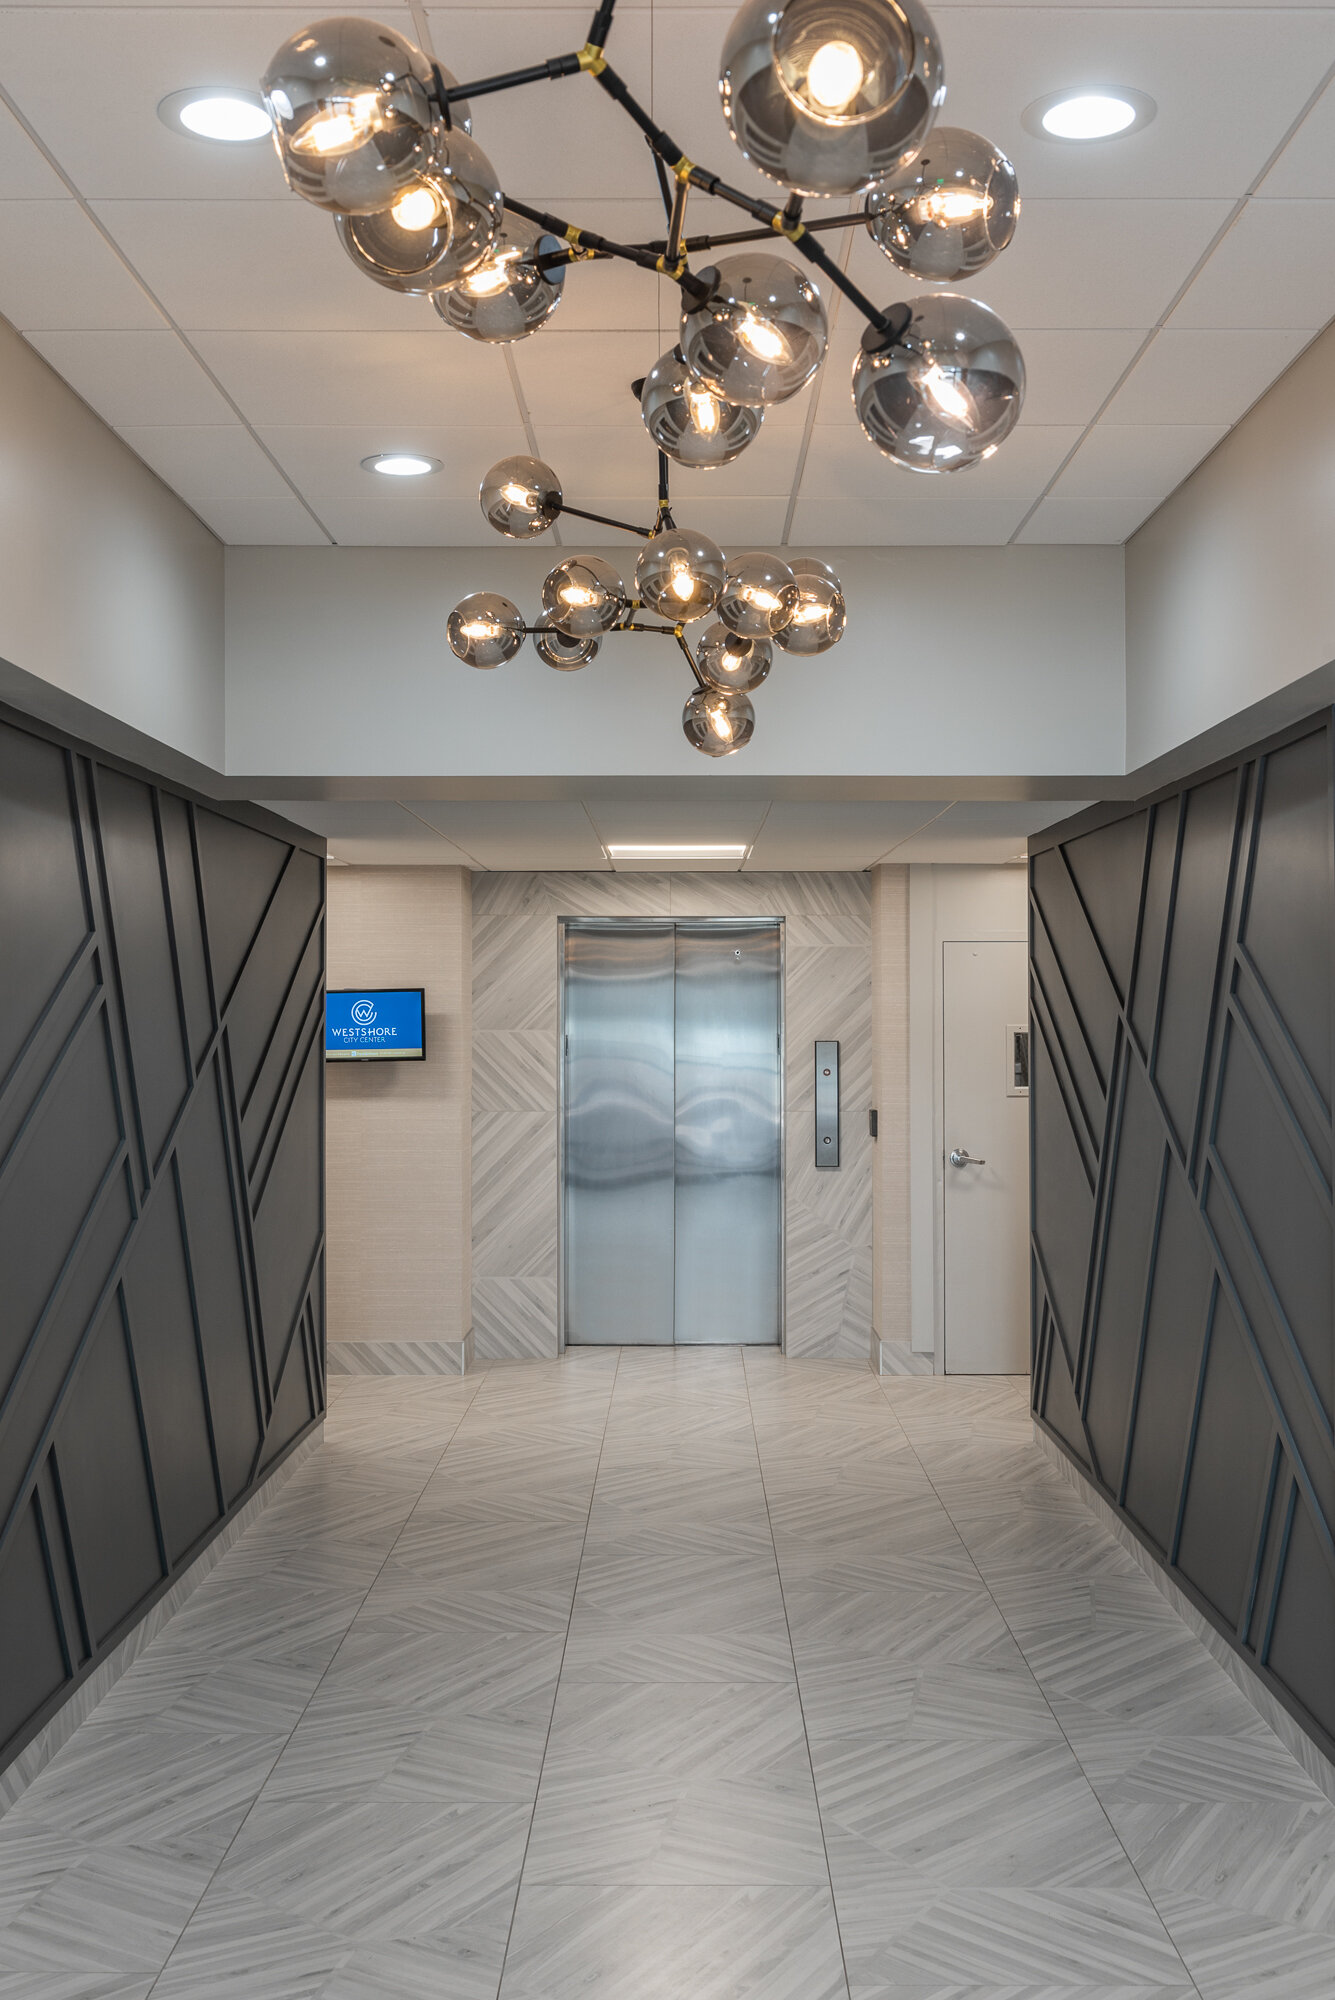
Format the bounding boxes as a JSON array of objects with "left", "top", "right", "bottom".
[
  {"left": 502, "top": 196, "right": 665, "bottom": 279},
  {"left": 593, "top": 62, "right": 686, "bottom": 175},
  {"left": 441, "top": 51, "right": 583, "bottom": 104},
  {"left": 587, "top": 0, "right": 617, "bottom": 46},
  {"left": 650, "top": 144, "right": 675, "bottom": 223},
  {"left": 558, "top": 502, "right": 654, "bottom": 538},
  {"left": 657, "top": 450, "right": 671, "bottom": 519},
  {"left": 676, "top": 630, "right": 708, "bottom": 690},
  {"left": 665, "top": 176, "right": 689, "bottom": 270},
  {"left": 789, "top": 227, "right": 901, "bottom": 339}
]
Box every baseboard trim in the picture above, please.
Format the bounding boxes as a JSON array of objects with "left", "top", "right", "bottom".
[
  {"left": 1033, "top": 1422, "right": 1335, "bottom": 1809},
  {"left": 871, "top": 1330, "right": 935, "bottom": 1376},
  {"left": 328, "top": 1333, "right": 474, "bottom": 1376},
  {"left": 0, "top": 1423, "right": 324, "bottom": 1818}
]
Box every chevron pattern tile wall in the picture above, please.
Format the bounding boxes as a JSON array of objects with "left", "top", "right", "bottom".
[
  {"left": 0, "top": 707, "right": 326, "bottom": 1776},
  {"left": 1030, "top": 714, "right": 1335, "bottom": 1766},
  {"left": 471, "top": 873, "right": 872, "bottom": 1363}
]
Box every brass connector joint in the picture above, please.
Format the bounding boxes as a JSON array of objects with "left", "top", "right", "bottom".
[
  {"left": 655, "top": 252, "right": 689, "bottom": 280},
  {"left": 672, "top": 155, "right": 696, "bottom": 184},
  {"left": 577, "top": 42, "right": 607, "bottom": 74},
  {"left": 770, "top": 211, "right": 806, "bottom": 241}
]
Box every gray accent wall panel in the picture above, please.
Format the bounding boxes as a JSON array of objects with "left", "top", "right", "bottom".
[
  {"left": 0, "top": 705, "right": 325, "bottom": 1772},
  {"left": 1031, "top": 713, "right": 1335, "bottom": 1764}
]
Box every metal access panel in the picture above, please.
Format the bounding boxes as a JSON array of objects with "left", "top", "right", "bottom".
[
  {"left": 561, "top": 918, "right": 782, "bottom": 1347},
  {"left": 815, "top": 1040, "right": 840, "bottom": 1167}
]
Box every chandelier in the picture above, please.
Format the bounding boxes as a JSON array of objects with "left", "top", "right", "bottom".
[{"left": 260, "top": 1, "right": 1025, "bottom": 752}]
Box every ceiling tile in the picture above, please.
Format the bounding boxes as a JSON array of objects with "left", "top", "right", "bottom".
[
  {"left": 257, "top": 424, "right": 535, "bottom": 543},
  {"left": 257, "top": 800, "right": 476, "bottom": 866},
  {"left": 0, "top": 201, "right": 165, "bottom": 330},
  {"left": 1168, "top": 197, "right": 1335, "bottom": 329},
  {"left": 405, "top": 799, "right": 609, "bottom": 867},
  {"left": 117, "top": 424, "right": 329, "bottom": 542},
  {"left": 1258, "top": 74, "right": 1335, "bottom": 198},
  {"left": 1046, "top": 421, "right": 1228, "bottom": 502},
  {"left": 938, "top": 4, "right": 1335, "bottom": 201},
  {"left": 587, "top": 800, "right": 768, "bottom": 846},
  {"left": 89, "top": 199, "right": 429, "bottom": 333},
  {"left": 788, "top": 424, "right": 1081, "bottom": 545},
  {"left": 1102, "top": 325, "right": 1312, "bottom": 426},
  {"left": 1014, "top": 493, "right": 1157, "bottom": 543},
  {"left": 892, "top": 798, "right": 1093, "bottom": 864},
  {"left": 747, "top": 802, "right": 953, "bottom": 870},
  {"left": 847, "top": 199, "right": 1236, "bottom": 332},
  {"left": 0, "top": 97, "right": 67, "bottom": 197},
  {"left": 191, "top": 331, "right": 518, "bottom": 427},
  {"left": 533, "top": 421, "right": 803, "bottom": 504},
  {"left": 24, "top": 329, "right": 235, "bottom": 426}
]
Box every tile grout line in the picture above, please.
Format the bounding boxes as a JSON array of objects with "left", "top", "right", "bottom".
[
  {"left": 141, "top": 1373, "right": 491, "bottom": 1997},
  {"left": 490, "top": 1344, "right": 623, "bottom": 2000},
  {"left": 739, "top": 1347, "right": 855, "bottom": 2000},
  {"left": 870, "top": 1376, "right": 1208, "bottom": 2000}
]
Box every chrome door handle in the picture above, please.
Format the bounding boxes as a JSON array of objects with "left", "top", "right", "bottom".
[{"left": 949, "top": 1148, "right": 986, "bottom": 1168}]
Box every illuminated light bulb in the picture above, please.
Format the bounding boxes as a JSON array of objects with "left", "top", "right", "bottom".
[
  {"left": 390, "top": 184, "right": 442, "bottom": 231},
  {"left": 463, "top": 247, "right": 523, "bottom": 296},
  {"left": 499, "top": 479, "right": 537, "bottom": 510},
  {"left": 806, "top": 39, "right": 865, "bottom": 112},
  {"left": 736, "top": 311, "right": 788, "bottom": 362},
  {"left": 920, "top": 362, "right": 972, "bottom": 423},
  {"left": 708, "top": 700, "right": 734, "bottom": 741},
  {"left": 687, "top": 386, "right": 721, "bottom": 435},
  {"left": 298, "top": 90, "right": 380, "bottom": 155},
  {"left": 792, "top": 599, "right": 827, "bottom": 625},
  {"left": 560, "top": 581, "right": 599, "bottom": 608},
  {"left": 742, "top": 584, "right": 782, "bottom": 612},
  {"left": 460, "top": 617, "right": 500, "bottom": 640},
  {"left": 668, "top": 560, "right": 698, "bottom": 602},
  {"left": 920, "top": 188, "right": 989, "bottom": 223}
]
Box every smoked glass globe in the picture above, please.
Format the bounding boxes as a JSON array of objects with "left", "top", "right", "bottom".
[
  {"left": 719, "top": 0, "right": 944, "bottom": 197},
  {"left": 636, "top": 528, "right": 726, "bottom": 621},
  {"left": 435, "top": 214, "right": 565, "bottom": 341},
  {"left": 719, "top": 551, "right": 798, "bottom": 637},
  {"left": 681, "top": 256, "right": 826, "bottom": 407},
  {"left": 542, "top": 556, "right": 626, "bottom": 636},
  {"left": 866, "top": 128, "right": 1019, "bottom": 281},
  {"left": 776, "top": 558, "right": 846, "bottom": 653},
  {"left": 852, "top": 293, "right": 1025, "bottom": 472},
  {"left": 639, "top": 347, "right": 764, "bottom": 467},
  {"left": 697, "top": 623, "right": 773, "bottom": 692},
  {"left": 262, "top": 18, "right": 441, "bottom": 214},
  {"left": 479, "top": 456, "right": 562, "bottom": 538},
  {"left": 683, "top": 685, "right": 756, "bottom": 757},
  {"left": 335, "top": 130, "right": 501, "bottom": 293},
  {"left": 447, "top": 592, "right": 525, "bottom": 667},
  {"left": 533, "top": 612, "right": 600, "bottom": 670}
]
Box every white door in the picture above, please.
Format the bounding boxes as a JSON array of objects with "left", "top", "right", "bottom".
[{"left": 943, "top": 939, "right": 1030, "bottom": 1374}]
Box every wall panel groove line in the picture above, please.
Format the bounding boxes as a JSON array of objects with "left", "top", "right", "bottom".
[
  {"left": 0, "top": 700, "right": 326, "bottom": 1777},
  {"left": 1031, "top": 708, "right": 1335, "bottom": 1767}
]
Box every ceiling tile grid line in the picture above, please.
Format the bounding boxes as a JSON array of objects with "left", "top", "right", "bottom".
[
  {"left": 0, "top": 71, "right": 338, "bottom": 544},
  {"left": 1006, "top": 51, "right": 1335, "bottom": 543}
]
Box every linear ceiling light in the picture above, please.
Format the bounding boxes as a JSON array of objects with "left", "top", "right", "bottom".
[
  {"left": 607, "top": 845, "right": 750, "bottom": 860},
  {"left": 258, "top": 1, "right": 1029, "bottom": 754}
]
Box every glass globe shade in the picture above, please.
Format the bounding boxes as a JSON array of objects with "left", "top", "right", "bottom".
[
  {"left": 719, "top": 0, "right": 944, "bottom": 197},
  {"left": 335, "top": 130, "right": 501, "bottom": 294},
  {"left": 447, "top": 592, "right": 526, "bottom": 668},
  {"left": 681, "top": 255, "right": 827, "bottom": 407},
  {"left": 683, "top": 686, "right": 756, "bottom": 757},
  {"left": 533, "top": 612, "right": 600, "bottom": 670},
  {"left": 697, "top": 623, "right": 773, "bottom": 692},
  {"left": 542, "top": 556, "right": 626, "bottom": 637},
  {"left": 852, "top": 292, "right": 1025, "bottom": 472},
  {"left": 718, "top": 551, "right": 799, "bottom": 638},
  {"left": 866, "top": 128, "right": 1019, "bottom": 281},
  {"left": 639, "top": 347, "right": 764, "bottom": 467},
  {"left": 261, "top": 17, "right": 443, "bottom": 214},
  {"left": 776, "top": 558, "right": 846, "bottom": 654},
  {"left": 479, "top": 455, "right": 562, "bottom": 539},
  {"left": 435, "top": 216, "right": 565, "bottom": 342},
  {"left": 635, "top": 529, "right": 726, "bottom": 621}
]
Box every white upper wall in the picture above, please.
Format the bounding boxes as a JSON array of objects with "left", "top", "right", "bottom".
[
  {"left": 1125, "top": 321, "right": 1335, "bottom": 773},
  {"left": 224, "top": 544, "right": 1126, "bottom": 780},
  {"left": 0, "top": 318, "right": 224, "bottom": 767}
]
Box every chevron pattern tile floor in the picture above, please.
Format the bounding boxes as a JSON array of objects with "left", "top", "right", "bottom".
[{"left": 1, "top": 1351, "right": 1332, "bottom": 1998}]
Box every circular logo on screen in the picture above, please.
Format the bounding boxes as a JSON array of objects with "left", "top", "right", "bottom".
[{"left": 351, "top": 998, "right": 378, "bottom": 1026}]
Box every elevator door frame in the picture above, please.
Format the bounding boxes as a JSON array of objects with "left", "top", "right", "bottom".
[{"left": 557, "top": 915, "right": 786, "bottom": 1353}]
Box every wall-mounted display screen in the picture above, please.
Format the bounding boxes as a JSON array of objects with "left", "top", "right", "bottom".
[{"left": 325, "top": 988, "right": 425, "bottom": 1062}]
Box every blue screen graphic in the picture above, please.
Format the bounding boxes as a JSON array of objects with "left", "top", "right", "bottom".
[{"left": 325, "top": 989, "right": 424, "bottom": 1061}]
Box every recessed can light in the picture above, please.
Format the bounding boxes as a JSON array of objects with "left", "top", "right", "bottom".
[
  {"left": 157, "top": 88, "right": 272, "bottom": 143},
  {"left": 1022, "top": 87, "right": 1156, "bottom": 143},
  {"left": 360, "top": 454, "right": 442, "bottom": 478}
]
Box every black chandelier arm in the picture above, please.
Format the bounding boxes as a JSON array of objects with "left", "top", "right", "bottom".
[
  {"left": 675, "top": 629, "right": 708, "bottom": 690},
  {"left": 501, "top": 195, "right": 711, "bottom": 301},
  {"left": 555, "top": 501, "right": 656, "bottom": 538},
  {"left": 433, "top": 51, "right": 587, "bottom": 112},
  {"left": 590, "top": 61, "right": 689, "bottom": 182},
  {"left": 656, "top": 449, "right": 673, "bottom": 528}
]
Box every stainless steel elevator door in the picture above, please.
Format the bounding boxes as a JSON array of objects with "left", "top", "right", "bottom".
[
  {"left": 563, "top": 924, "right": 675, "bottom": 1345},
  {"left": 561, "top": 919, "right": 782, "bottom": 1347},
  {"left": 673, "top": 923, "right": 782, "bottom": 1345}
]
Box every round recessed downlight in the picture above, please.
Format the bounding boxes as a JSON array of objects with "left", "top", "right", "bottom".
[
  {"left": 1023, "top": 87, "right": 1156, "bottom": 142},
  {"left": 360, "top": 453, "right": 441, "bottom": 478},
  {"left": 158, "top": 88, "right": 272, "bottom": 143}
]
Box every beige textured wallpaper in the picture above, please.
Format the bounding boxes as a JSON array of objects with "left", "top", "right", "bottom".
[{"left": 325, "top": 867, "right": 471, "bottom": 1356}]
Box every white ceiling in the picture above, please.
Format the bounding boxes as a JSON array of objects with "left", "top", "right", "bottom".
[
  {"left": 259, "top": 795, "right": 1090, "bottom": 868},
  {"left": 1, "top": 2, "right": 1333, "bottom": 548}
]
